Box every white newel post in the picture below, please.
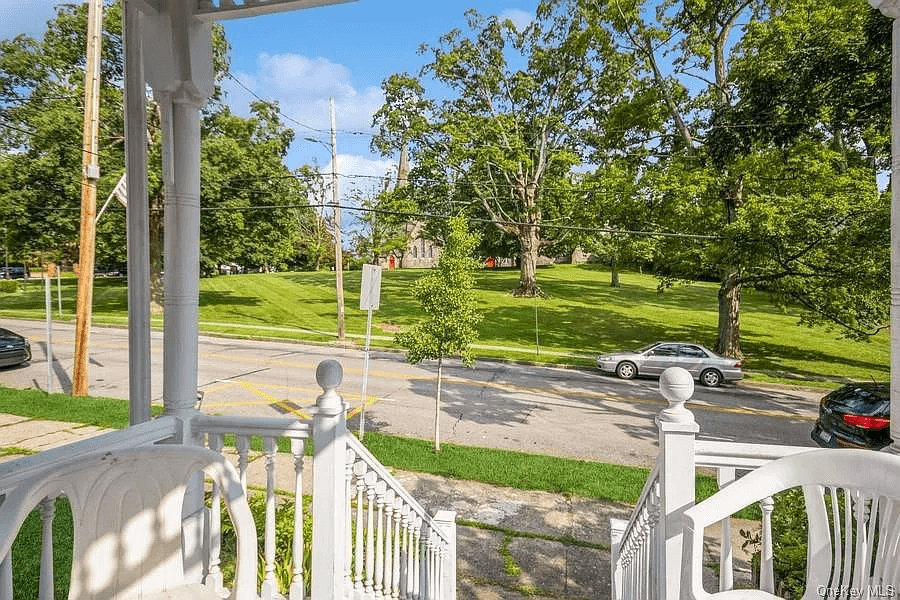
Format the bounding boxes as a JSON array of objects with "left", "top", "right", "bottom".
[
  {"left": 609, "top": 519, "right": 626, "bottom": 599},
  {"left": 656, "top": 367, "right": 698, "bottom": 600},
  {"left": 434, "top": 510, "right": 457, "bottom": 600},
  {"left": 867, "top": 0, "right": 900, "bottom": 456},
  {"left": 312, "top": 359, "right": 350, "bottom": 600}
]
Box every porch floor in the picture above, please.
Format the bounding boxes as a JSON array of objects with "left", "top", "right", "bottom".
[{"left": 0, "top": 413, "right": 628, "bottom": 600}]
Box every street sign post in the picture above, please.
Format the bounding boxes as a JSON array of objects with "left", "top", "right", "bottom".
[
  {"left": 44, "top": 268, "right": 54, "bottom": 394},
  {"left": 359, "top": 264, "right": 382, "bottom": 438}
]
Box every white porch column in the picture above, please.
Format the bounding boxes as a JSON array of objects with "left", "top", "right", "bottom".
[
  {"left": 138, "top": 2, "right": 214, "bottom": 583},
  {"left": 123, "top": 0, "right": 151, "bottom": 425},
  {"left": 140, "top": 1, "right": 214, "bottom": 434},
  {"left": 868, "top": 0, "right": 900, "bottom": 454},
  {"left": 656, "top": 367, "right": 698, "bottom": 600},
  {"left": 162, "top": 86, "right": 203, "bottom": 423}
]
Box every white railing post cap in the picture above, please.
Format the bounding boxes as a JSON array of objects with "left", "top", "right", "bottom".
[
  {"left": 315, "top": 359, "right": 344, "bottom": 412},
  {"left": 316, "top": 359, "right": 343, "bottom": 390},
  {"left": 657, "top": 367, "right": 695, "bottom": 424}
]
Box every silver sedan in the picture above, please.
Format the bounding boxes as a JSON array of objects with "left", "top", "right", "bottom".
[{"left": 596, "top": 342, "right": 743, "bottom": 387}]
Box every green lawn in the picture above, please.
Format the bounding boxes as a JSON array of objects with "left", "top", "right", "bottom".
[
  {"left": 0, "top": 385, "right": 711, "bottom": 506},
  {"left": 0, "top": 264, "right": 887, "bottom": 386}
]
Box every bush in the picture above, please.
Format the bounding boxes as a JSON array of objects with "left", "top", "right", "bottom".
[
  {"left": 741, "top": 488, "right": 809, "bottom": 599},
  {"left": 220, "top": 491, "right": 313, "bottom": 596}
]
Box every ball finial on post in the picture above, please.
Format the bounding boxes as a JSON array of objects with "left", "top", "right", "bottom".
[
  {"left": 657, "top": 367, "right": 695, "bottom": 424},
  {"left": 315, "top": 359, "right": 344, "bottom": 411}
]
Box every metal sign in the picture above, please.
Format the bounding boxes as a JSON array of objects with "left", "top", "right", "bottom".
[{"left": 360, "top": 264, "right": 382, "bottom": 310}]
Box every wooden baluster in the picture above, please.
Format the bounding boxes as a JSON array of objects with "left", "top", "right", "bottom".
[
  {"left": 375, "top": 480, "right": 387, "bottom": 599},
  {"left": 206, "top": 433, "right": 225, "bottom": 595},
  {"left": 365, "top": 472, "right": 378, "bottom": 596},
  {"left": 422, "top": 526, "right": 432, "bottom": 600},
  {"left": 345, "top": 449, "right": 356, "bottom": 591},
  {"left": 428, "top": 529, "right": 438, "bottom": 600},
  {"left": 400, "top": 505, "right": 411, "bottom": 600},
  {"left": 637, "top": 510, "right": 648, "bottom": 598},
  {"left": 261, "top": 436, "right": 277, "bottom": 600},
  {"left": 290, "top": 438, "right": 306, "bottom": 600},
  {"left": 853, "top": 491, "right": 872, "bottom": 591},
  {"left": 353, "top": 461, "right": 367, "bottom": 595},
  {"left": 236, "top": 435, "right": 250, "bottom": 491},
  {"left": 717, "top": 468, "right": 736, "bottom": 592},
  {"left": 759, "top": 496, "right": 775, "bottom": 594},
  {"left": 383, "top": 490, "right": 396, "bottom": 600},
  {"left": 38, "top": 496, "right": 55, "bottom": 600},
  {"left": 392, "top": 496, "right": 403, "bottom": 600},
  {"left": 412, "top": 518, "right": 422, "bottom": 600},
  {"left": 651, "top": 481, "right": 663, "bottom": 600}
]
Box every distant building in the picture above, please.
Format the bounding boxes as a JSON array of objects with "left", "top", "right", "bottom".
[{"left": 401, "top": 221, "right": 441, "bottom": 268}]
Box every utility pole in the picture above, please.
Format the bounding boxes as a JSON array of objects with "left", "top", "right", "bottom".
[
  {"left": 72, "top": 0, "right": 103, "bottom": 396},
  {"left": 331, "top": 97, "right": 346, "bottom": 341}
]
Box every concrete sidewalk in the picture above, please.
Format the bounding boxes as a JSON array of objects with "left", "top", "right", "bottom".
[{"left": 0, "top": 414, "right": 629, "bottom": 600}]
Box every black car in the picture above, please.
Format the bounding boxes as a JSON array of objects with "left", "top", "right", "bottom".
[
  {"left": 811, "top": 383, "right": 891, "bottom": 450},
  {"left": 0, "top": 266, "right": 29, "bottom": 279},
  {"left": 0, "top": 327, "right": 31, "bottom": 368}
]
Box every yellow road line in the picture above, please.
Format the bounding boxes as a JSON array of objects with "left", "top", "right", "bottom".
[{"left": 25, "top": 335, "right": 811, "bottom": 421}]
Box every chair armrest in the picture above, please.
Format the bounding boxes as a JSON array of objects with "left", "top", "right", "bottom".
[
  {"left": 681, "top": 515, "right": 784, "bottom": 600},
  {"left": 680, "top": 469, "right": 784, "bottom": 600}
]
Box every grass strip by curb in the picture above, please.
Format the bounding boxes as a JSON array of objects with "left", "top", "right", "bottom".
[
  {"left": 0, "top": 385, "right": 739, "bottom": 510},
  {"left": 0, "top": 386, "right": 164, "bottom": 428},
  {"left": 1, "top": 446, "right": 35, "bottom": 457}
]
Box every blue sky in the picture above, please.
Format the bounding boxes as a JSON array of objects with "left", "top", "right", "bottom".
[
  {"left": 219, "top": 1, "right": 535, "bottom": 181},
  {"left": 0, "top": 0, "right": 536, "bottom": 201}
]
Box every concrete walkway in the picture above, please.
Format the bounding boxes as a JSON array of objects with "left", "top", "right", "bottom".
[{"left": 0, "top": 414, "right": 630, "bottom": 600}]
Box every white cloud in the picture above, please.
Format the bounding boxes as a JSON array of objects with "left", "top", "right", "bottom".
[
  {"left": 0, "top": 0, "right": 59, "bottom": 40},
  {"left": 499, "top": 9, "right": 533, "bottom": 31},
  {"left": 223, "top": 53, "right": 383, "bottom": 139}
]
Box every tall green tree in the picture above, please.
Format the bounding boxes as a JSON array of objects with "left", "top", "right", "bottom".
[
  {"left": 395, "top": 216, "right": 482, "bottom": 451},
  {"left": 0, "top": 3, "right": 316, "bottom": 283},
  {"left": 592, "top": 0, "right": 888, "bottom": 354},
  {"left": 0, "top": 2, "right": 125, "bottom": 266},
  {"left": 200, "top": 101, "right": 312, "bottom": 274},
  {"left": 373, "top": 3, "right": 629, "bottom": 296},
  {"left": 702, "top": 0, "right": 891, "bottom": 339},
  {"left": 594, "top": 0, "right": 768, "bottom": 356}
]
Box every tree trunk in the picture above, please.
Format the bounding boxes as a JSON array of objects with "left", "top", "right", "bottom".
[
  {"left": 610, "top": 253, "right": 620, "bottom": 288},
  {"left": 434, "top": 356, "right": 442, "bottom": 452},
  {"left": 716, "top": 271, "right": 743, "bottom": 358},
  {"left": 516, "top": 225, "right": 541, "bottom": 297}
]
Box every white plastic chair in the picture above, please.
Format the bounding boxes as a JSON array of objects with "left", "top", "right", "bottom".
[
  {"left": 0, "top": 445, "right": 258, "bottom": 600},
  {"left": 682, "top": 449, "right": 900, "bottom": 600}
]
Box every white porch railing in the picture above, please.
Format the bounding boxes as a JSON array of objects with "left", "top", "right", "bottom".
[
  {"left": 0, "top": 358, "right": 456, "bottom": 600},
  {"left": 345, "top": 435, "right": 456, "bottom": 600},
  {"left": 610, "top": 367, "right": 814, "bottom": 600}
]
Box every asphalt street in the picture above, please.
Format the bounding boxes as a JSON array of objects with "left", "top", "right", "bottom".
[{"left": 0, "top": 318, "right": 820, "bottom": 466}]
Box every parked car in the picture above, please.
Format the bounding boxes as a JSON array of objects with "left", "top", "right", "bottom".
[
  {"left": 596, "top": 342, "right": 743, "bottom": 387},
  {"left": 0, "top": 327, "right": 31, "bottom": 368},
  {"left": 811, "top": 383, "right": 890, "bottom": 450},
  {"left": 0, "top": 266, "right": 29, "bottom": 279}
]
